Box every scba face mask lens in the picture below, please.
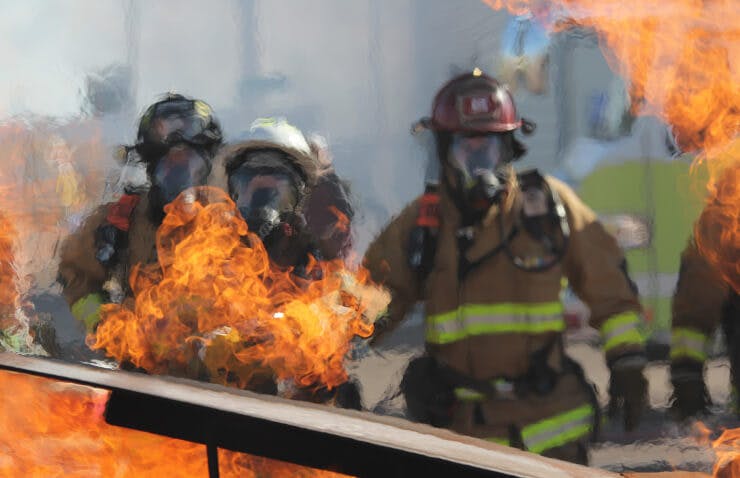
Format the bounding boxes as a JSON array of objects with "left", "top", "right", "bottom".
[
  {"left": 151, "top": 145, "right": 211, "bottom": 207},
  {"left": 449, "top": 134, "right": 509, "bottom": 211},
  {"left": 228, "top": 165, "right": 299, "bottom": 239},
  {"left": 449, "top": 133, "right": 507, "bottom": 181}
]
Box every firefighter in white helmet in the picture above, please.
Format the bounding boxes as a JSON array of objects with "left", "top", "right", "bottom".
[{"left": 208, "top": 117, "right": 360, "bottom": 407}]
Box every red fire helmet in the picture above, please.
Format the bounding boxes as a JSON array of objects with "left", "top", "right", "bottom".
[{"left": 428, "top": 70, "right": 522, "bottom": 134}]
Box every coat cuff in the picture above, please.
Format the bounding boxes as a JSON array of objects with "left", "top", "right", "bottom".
[
  {"left": 600, "top": 311, "right": 645, "bottom": 354},
  {"left": 670, "top": 327, "right": 708, "bottom": 363}
]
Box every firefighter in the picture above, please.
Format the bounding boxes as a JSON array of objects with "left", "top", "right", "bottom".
[
  {"left": 57, "top": 93, "right": 223, "bottom": 332},
  {"left": 362, "top": 70, "right": 647, "bottom": 464},
  {"left": 670, "top": 205, "right": 739, "bottom": 419},
  {"left": 211, "top": 117, "right": 354, "bottom": 270},
  {"left": 208, "top": 117, "right": 360, "bottom": 408}
]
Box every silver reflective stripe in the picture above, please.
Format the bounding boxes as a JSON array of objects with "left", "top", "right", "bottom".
[
  {"left": 601, "top": 312, "right": 645, "bottom": 352},
  {"left": 522, "top": 404, "right": 594, "bottom": 454},
  {"left": 670, "top": 327, "right": 708, "bottom": 362}
]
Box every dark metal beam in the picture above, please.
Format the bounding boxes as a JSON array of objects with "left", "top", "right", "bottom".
[
  {"left": 104, "top": 388, "right": 501, "bottom": 477},
  {"left": 0, "top": 353, "right": 615, "bottom": 478}
]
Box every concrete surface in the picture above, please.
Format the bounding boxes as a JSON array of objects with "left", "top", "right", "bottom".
[{"left": 352, "top": 319, "right": 736, "bottom": 475}]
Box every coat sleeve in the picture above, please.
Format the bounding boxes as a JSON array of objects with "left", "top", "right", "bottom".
[
  {"left": 551, "top": 178, "right": 645, "bottom": 361},
  {"left": 362, "top": 200, "right": 423, "bottom": 344},
  {"left": 671, "top": 238, "right": 730, "bottom": 364},
  {"left": 57, "top": 205, "right": 109, "bottom": 307}
]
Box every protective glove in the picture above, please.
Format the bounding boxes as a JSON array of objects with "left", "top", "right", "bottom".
[
  {"left": 608, "top": 354, "right": 648, "bottom": 431},
  {"left": 400, "top": 356, "right": 456, "bottom": 428},
  {"left": 670, "top": 360, "right": 711, "bottom": 419}
]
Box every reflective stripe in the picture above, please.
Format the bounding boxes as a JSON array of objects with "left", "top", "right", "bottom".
[
  {"left": 521, "top": 404, "right": 594, "bottom": 454},
  {"left": 0, "top": 330, "right": 25, "bottom": 352},
  {"left": 454, "top": 388, "right": 486, "bottom": 402},
  {"left": 486, "top": 437, "right": 510, "bottom": 446},
  {"left": 601, "top": 312, "right": 645, "bottom": 352},
  {"left": 71, "top": 293, "right": 105, "bottom": 332},
  {"left": 455, "top": 379, "right": 517, "bottom": 402},
  {"left": 670, "top": 327, "right": 708, "bottom": 362},
  {"left": 426, "top": 302, "right": 565, "bottom": 345}
]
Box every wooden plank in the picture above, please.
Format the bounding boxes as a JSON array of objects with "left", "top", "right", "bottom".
[{"left": 0, "top": 352, "right": 617, "bottom": 478}]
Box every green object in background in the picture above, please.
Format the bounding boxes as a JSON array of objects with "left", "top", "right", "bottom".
[
  {"left": 578, "top": 157, "right": 708, "bottom": 338},
  {"left": 71, "top": 292, "right": 105, "bottom": 332}
]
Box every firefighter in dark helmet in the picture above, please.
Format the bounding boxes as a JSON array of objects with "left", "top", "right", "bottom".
[{"left": 57, "top": 93, "right": 223, "bottom": 332}]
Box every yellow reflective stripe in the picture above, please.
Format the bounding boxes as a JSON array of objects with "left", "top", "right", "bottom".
[
  {"left": 426, "top": 302, "right": 565, "bottom": 345},
  {"left": 431, "top": 302, "right": 565, "bottom": 324},
  {"left": 0, "top": 331, "right": 25, "bottom": 352},
  {"left": 670, "top": 327, "right": 708, "bottom": 362},
  {"left": 71, "top": 293, "right": 105, "bottom": 332},
  {"left": 521, "top": 404, "right": 594, "bottom": 454},
  {"left": 601, "top": 312, "right": 645, "bottom": 352},
  {"left": 486, "top": 437, "right": 510, "bottom": 446},
  {"left": 454, "top": 388, "right": 486, "bottom": 402}
]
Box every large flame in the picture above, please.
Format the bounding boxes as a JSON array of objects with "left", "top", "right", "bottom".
[
  {"left": 0, "top": 369, "right": 350, "bottom": 477},
  {"left": 0, "top": 212, "right": 18, "bottom": 329},
  {"left": 481, "top": 0, "right": 739, "bottom": 292},
  {"left": 0, "top": 119, "right": 107, "bottom": 350},
  {"left": 89, "top": 187, "right": 386, "bottom": 393}
]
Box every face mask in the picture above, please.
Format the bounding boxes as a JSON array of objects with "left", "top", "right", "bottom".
[
  {"left": 150, "top": 145, "right": 211, "bottom": 212},
  {"left": 448, "top": 133, "right": 510, "bottom": 214},
  {"left": 228, "top": 164, "right": 300, "bottom": 241}
]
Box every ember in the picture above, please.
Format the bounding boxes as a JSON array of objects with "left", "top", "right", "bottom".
[
  {"left": 481, "top": 0, "right": 739, "bottom": 291},
  {"left": 0, "top": 369, "right": 350, "bottom": 477},
  {"left": 89, "top": 187, "right": 386, "bottom": 393}
]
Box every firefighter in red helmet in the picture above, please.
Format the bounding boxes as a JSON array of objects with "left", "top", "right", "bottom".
[{"left": 363, "top": 70, "right": 647, "bottom": 464}]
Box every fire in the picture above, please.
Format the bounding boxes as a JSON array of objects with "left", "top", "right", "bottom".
[
  {"left": 692, "top": 422, "right": 740, "bottom": 478},
  {"left": 329, "top": 205, "right": 350, "bottom": 234},
  {"left": 89, "top": 187, "right": 387, "bottom": 393},
  {"left": 481, "top": 0, "right": 739, "bottom": 291},
  {"left": 0, "top": 369, "right": 350, "bottom": 477},
  {"left": 0, "top": 212, "right": 18, "bottom": 329},
  {"left": 712, "top": 428, "right": 740, "bottom": 478},
  {"left": 0, "top": 119, "right": 107, "bottom": 351},
  {"left": 693, "top": 144, "right": 739, "bottom": 293}
]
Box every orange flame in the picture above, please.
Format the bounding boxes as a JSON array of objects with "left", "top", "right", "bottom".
[
  {"left": 712, "top": 427, "right": 740, "bottom": 478},
  {"left": 0, "top": 120, "right": 105, "bottom": 294},
  {"left": 481, "top": 0, "right": 739, "bottom": 292},
  {"left": 89, "top": 187, "right": 386, "bottom": 393},
  {"left": 692, "top": 141, "right": 739, "bottom": 293},
  {"left": 0, "top": 212, "right": 18, "bottom": 330},
  {"left": 329, "top": 205, "right": 351, "bottom": 234},
  {"left": 0, "top": 369, "right": 350, "bottom": 477},
  {"left": 0, "top": 120, "right": 105, "bottom": 351},
  {"left": 694, "top": 422, "right": 740, "bottom": 478}
]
